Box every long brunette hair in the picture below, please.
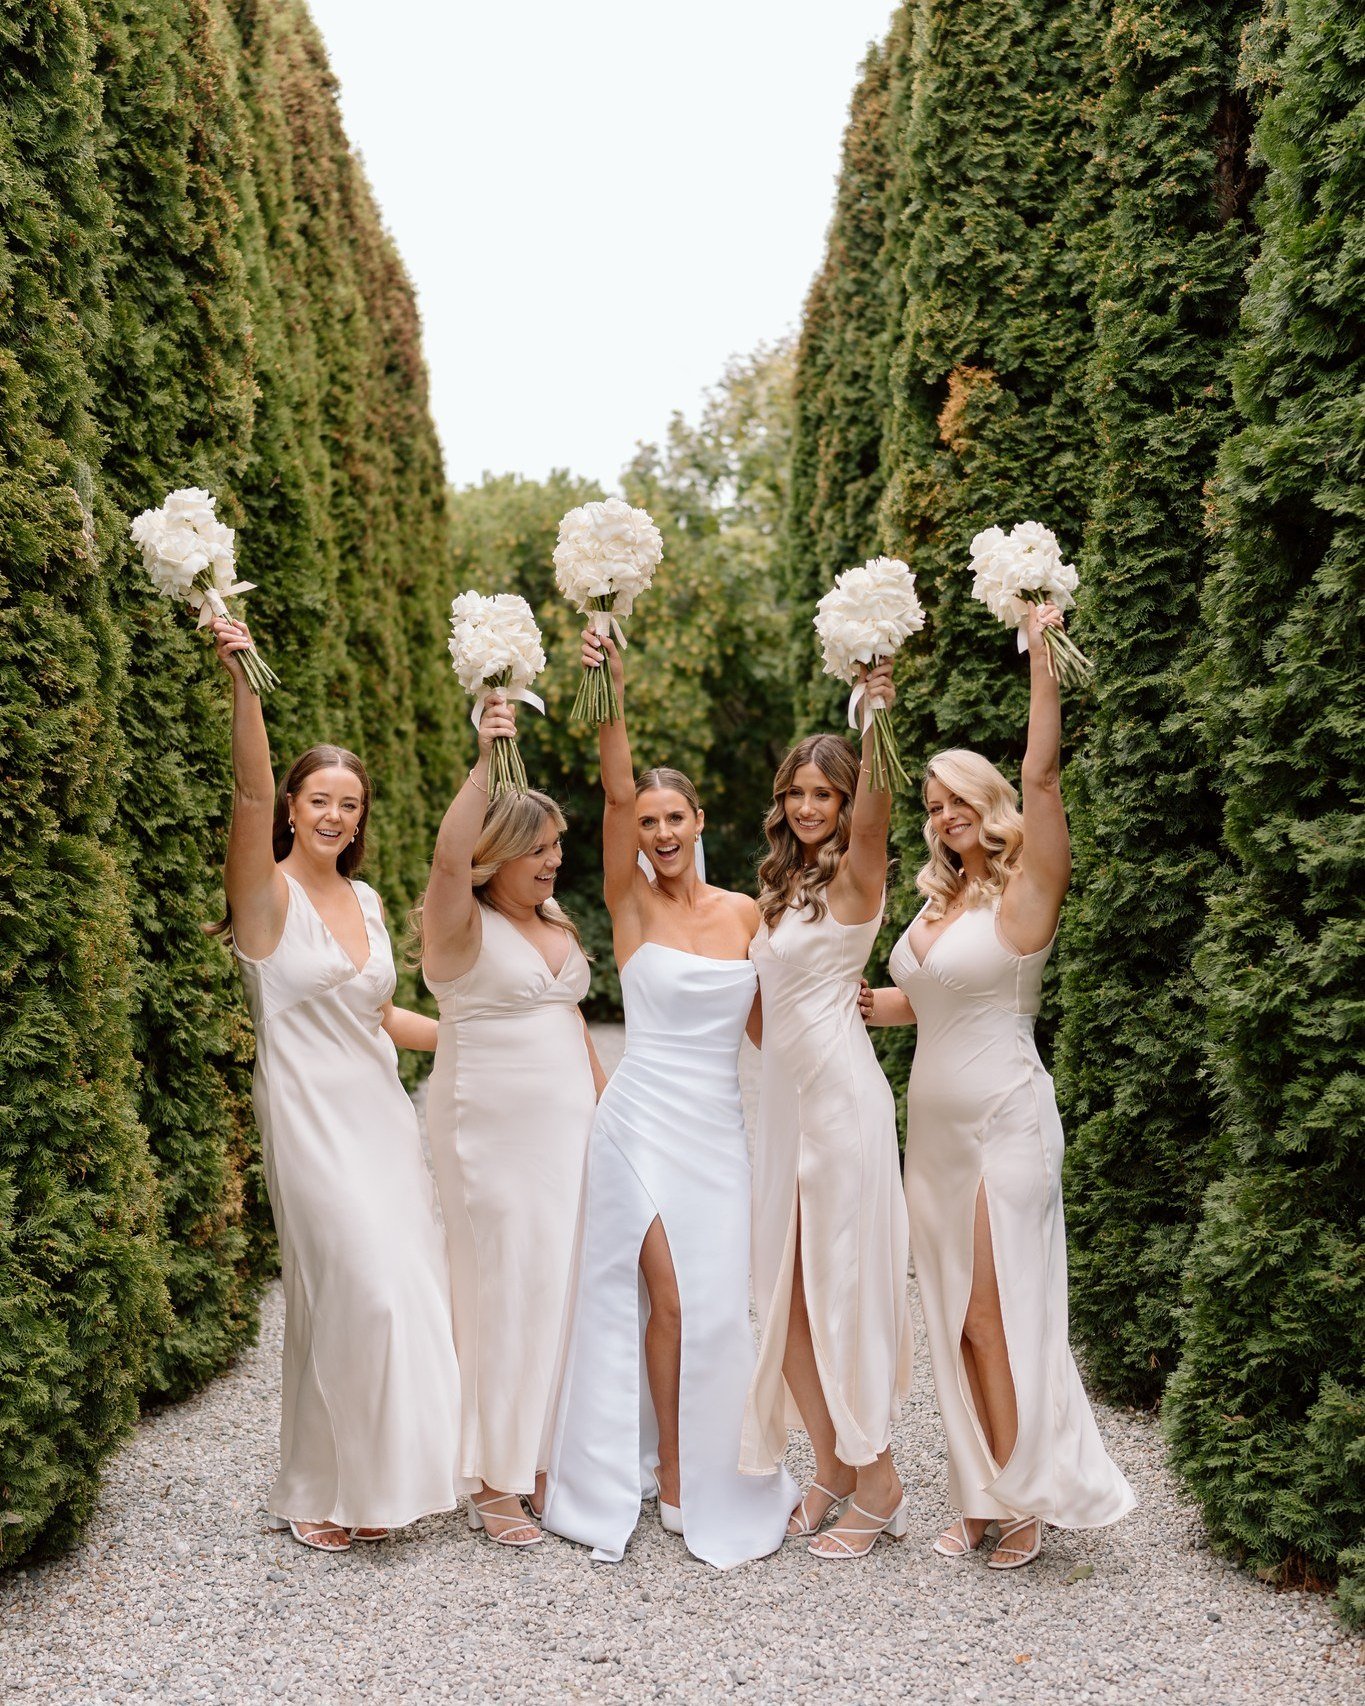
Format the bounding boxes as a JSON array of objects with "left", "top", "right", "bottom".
[
  {"left": 206, "top": 745, "right": 372, "bottom": 944},
  {"left": 756, "top": 734, "right": 860, "bottom": 929}
]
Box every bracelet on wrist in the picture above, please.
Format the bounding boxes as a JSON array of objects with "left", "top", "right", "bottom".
[{"left": 467, "top": 772, "right": 488, "bottom": 793}]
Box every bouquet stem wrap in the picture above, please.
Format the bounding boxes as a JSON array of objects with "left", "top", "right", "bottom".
[
  {"left": 472, "top": 674, "right": 546, "bottom": 800},
  {"left": 848, "top": 672, "right": 912, "bottom": 792}
]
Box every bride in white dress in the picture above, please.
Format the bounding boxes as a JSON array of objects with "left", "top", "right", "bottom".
[{"left": 542, "top": 629, "right": 796, "bottom": 1568}]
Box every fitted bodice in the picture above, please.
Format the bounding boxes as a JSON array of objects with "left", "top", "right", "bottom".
[
  {"left": 426, "top": 903, "right": 590, "bottom": 1021},
  {"left": 889, "top": 900, "right": 1051, "bottom": 1031},
  {"left": 749, "top": 899, "right": 882, "bottom": 1079},
  {"left": 619, "top": 942, "right": 756, "bottom": 1071},
  {"left": 236, "top": 874, "right": 396, "bottom": 1032}
]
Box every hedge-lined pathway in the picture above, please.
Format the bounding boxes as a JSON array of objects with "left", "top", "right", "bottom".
[{"left": 4, "top": 1028, "right": 1360, "bottom": 1704}]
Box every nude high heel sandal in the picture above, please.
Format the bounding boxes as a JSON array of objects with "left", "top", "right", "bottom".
[
  {"left": 266, "top": 1514, "right": 351, "bottom": 1552},
  {"left": 986, "top": 1516, "right": 1043, "bottom": 1570},
  {"left": 808, "top": 1497, "right": 910, "bottom": 1560},
  {"left": 467, "top": 1493, "right": 542, "bottom": 1548},
  {"left": 787, "top": 1482, "right": 851, "bottom": 1540},
  {"left": 932, "top": 1515, "right": 990, "bottom": 1558}
]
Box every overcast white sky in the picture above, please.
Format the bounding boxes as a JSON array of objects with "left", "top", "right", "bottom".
[{"left": 307, "top": 1, "right": 896, "bottom": 491}]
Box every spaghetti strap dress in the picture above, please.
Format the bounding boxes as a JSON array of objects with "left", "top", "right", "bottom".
[
  {"left": 889, "top": 899, "right": 1136, "bottom": 1527},
  {"left": 424, "top": 903, "right": 596, "bottom": 1495},
  {"left": 235, "top": 874, "right": 464, "bottom": 1529},
  {"left": 741, "top": 900, "right": 913, "bottom": 1474}
]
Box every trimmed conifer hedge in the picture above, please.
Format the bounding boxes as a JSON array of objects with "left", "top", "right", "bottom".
[
  {"left": 1053, "top": 0, "right": 1265, "bottom": 1407},
  {"left": 1, "top": 0, "right": 455, "bottom": 1559},
  {"left": 1163, "top": 0, "right": 1365, "bottom": 1625}
]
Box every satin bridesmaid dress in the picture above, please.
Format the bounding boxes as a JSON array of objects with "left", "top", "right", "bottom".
[
  {"left": 543, "top": 943, "right": 796, "bottom": 1568},
  {"left": 741, "top": 900, "right": 913, "bottom": 1475},
  {"left": 425, "top": 904, "right": 596, "bottom": 1496},
  {"left": 890, "top": 899, "right": 1136, "bottom": 1528},
  {"left": 236, "top": 874, "right": 464, "bottom": 1529}
]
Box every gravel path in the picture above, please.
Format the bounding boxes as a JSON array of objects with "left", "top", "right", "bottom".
[{"left": 4, "top": 1029, "right": 1360, "bottom": 1704}]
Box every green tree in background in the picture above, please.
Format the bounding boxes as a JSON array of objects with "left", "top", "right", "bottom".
[
  {"left": 0, "top": 0, "right": 167, "bottom": 1557},
  {"left": 1053, "top": 0, "right": 1265, "bottom": 1406},
  {"left": 1164, "top": 0, "right": 1365, "bottom": 1626},
  {"left": 446, "top": 343, "right": 796, "bottom": 1012}
]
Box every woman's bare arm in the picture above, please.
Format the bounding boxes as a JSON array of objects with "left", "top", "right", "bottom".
[{"left": 214, "top": 618, "right": 288, "bottom": 959}]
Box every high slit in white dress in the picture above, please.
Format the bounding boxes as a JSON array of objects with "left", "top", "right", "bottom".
[
  {"left": 236, "top": 874, "right": 465, "bottom": 1529},
  {"left": 890, "top": 899, "right": 1136, "bottom": 1528},
  {"left": 542, "top": 943, "right": 797, "bottom": 1568}
]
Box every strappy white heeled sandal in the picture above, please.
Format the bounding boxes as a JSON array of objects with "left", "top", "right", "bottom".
[
  {"left": 932, "top": 1514, "right": 990, "bottom": 1558},
  {"left": 786, "top": 1482, "right": 852, "bottom": 1539},
  {"left": 652, "top": 1470, "right": 684, "bottom": 1536},
  {"left": 986, "top": 1516, "right": 1042, "bottom": 1570},
  {"left": 347, "top": 1527, "right": 390, "bottom": 1544},
  {"left": 266, "top": 1515, "right": 351, "bottom": 1552},
  {"left": 467, "top": 1493, "right": 542, "bottom": 1548},
  {"left": 808, "top": 1496, "right": 910, "bottom": 1560}
]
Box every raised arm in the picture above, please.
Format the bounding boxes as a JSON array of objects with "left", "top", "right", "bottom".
[
  {"left": 214, "top": 618, "right": 287, "bottom": 959},
  {"left": 1001, "top": 602, "right": 1071, "bottom": 952},
  {"left": 586, "top": 629, "right": 650, "bottom": 922},
  {"left": 421, "top": 695, "right": 516, "bottom": 983},
  {"left": 834, "top": 658, "right": 895, "bottom": 920}
]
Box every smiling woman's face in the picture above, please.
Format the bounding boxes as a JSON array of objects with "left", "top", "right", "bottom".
[
  {"left": 636, "top": 787, "right": 702, "bottom": 878},
  {"left": 783, "top": 763, "right": 843, "bottom": 853},
  {"left": 484, "top": 812, "right": 564, "bottom": 911},
  {"left": 288, "top": 766, "right": 364, "bottom": 861},
  {"left": 924, "top": 775, "right": 982, "bottom": 858}
]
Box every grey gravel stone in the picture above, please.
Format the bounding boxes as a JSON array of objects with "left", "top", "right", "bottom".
[{"left": 2, "top": 1027, "right": 1360, "bottom": 1704}]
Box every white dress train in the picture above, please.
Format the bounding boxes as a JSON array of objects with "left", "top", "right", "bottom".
[
  {"left": 890, "top": 900, "right": 1136, "bottom": 1528},
  {"left": 543, "top": 943, "right": 797, "bottom": 1568}
]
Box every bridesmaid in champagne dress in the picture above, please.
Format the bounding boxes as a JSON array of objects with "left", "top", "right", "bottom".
[
  {"left": 421, "top": 694, "right": 603, "bottom": 1547},
  {"left": 210, "top": 619, "right": 463, "bottom": 1553},
  {"left": 542, "top": 629, "right": 796, "bottom": 1568},
  {"left": 740, "top": 664, "right": 915, "bottom": 1561},
  {"left": 863, "top": 603, "right": 1135, "bottom": 1568}
]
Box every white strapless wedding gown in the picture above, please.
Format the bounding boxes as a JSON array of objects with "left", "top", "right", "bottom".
[{"left": 543, "top": 943, "right": 796, "bottom": 1568}]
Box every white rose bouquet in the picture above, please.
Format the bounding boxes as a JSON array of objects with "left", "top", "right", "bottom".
[
  {"left": 814, "top": 555, "right": 925, "bottom": 791},
  {"left": 553, "top": 496, "right": 663, "bottom": 723},
  {"left": 967, "top": 520, "right": 1093, "bottom": 688},
  {"left": 447, "top": 591, "right": 546, "bottom": 798},
  {"left": 129, "top": 488, "right": 279, "bottom": 694}
]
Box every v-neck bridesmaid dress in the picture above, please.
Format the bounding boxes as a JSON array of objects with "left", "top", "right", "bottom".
[
  {"left": 890, "top": 899, "right": 1135, "bottom": 1529},
  {"left": 236, "top": 874, "right": 465, "bottom": 1529},
  {"left": 425, "top": 902, "right": 596, "bottom": 1495}
]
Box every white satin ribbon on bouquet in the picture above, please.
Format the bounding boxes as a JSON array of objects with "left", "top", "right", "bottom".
[
  {"left": 189, "top": 578, "right": 257, "bottom": 628},
  {"left": 846, "top": 680, "right": 889, "bottom": 734},
  {"left": 589, "top": 608, "right": 629, "bottom": 648},
  {"left": 470, "top": 685, "right": 546, "bottom": 730}
]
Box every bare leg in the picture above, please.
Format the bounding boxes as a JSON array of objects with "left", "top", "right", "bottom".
[
  {"left": 526, "top": 1470, "right": 547, "bottom": 1519},
  {"left": 639, "top": 1216, "right": 682, "bottom": 1507},
  {"left": 782, "top": 1205, "right": 855, "bottom": 1532},
  {"left": 955, "top": 1184, "right": 1036, "bottom": 1559},
  {"left": 474, "top": 1483, "right": 539, "bottom": 1544}
]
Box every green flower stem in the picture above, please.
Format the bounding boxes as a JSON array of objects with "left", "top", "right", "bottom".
[{"left": 569, "top": 596, "right": 622, "bottom": 724}]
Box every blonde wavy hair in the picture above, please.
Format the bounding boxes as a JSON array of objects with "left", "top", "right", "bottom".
[
  {"left": 757, "top": 734, "right": 861, "bottom": 929},
  {"left": 915, "top": 749, "right": 1024, "bottom": 920},
  {"left": 408, "top": 787, "right": 582, "bottom": 963}
]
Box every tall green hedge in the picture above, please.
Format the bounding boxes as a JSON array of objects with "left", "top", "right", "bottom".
[
  {"left": 1164, "top": 0, "right": 1365, "bottom": 1625},
  {"left": 0, "top": 0, "right": 166, "bottom": 1557},
  {"left": 1, "top": 0, "right": 457, "bottom": 1559},
  {"left": 1052, "top": 0, "right": 1264, "bottom": 1407}
]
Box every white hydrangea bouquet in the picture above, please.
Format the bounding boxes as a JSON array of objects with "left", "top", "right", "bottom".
[
  {"left": 447, "top": 591, "right": 546, "bottom": 798},
  {"left": 814, "top": 555, "right": 925, "bottom": 791},
  {"left": 553, "top": 496, "right": 663, "bottom": 723},
  {"left": 129, "top": 487, "right": 279, "bottom": 694},
  {"left": 967, "top": 520, "right": 1094, "bottom": 689}
]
